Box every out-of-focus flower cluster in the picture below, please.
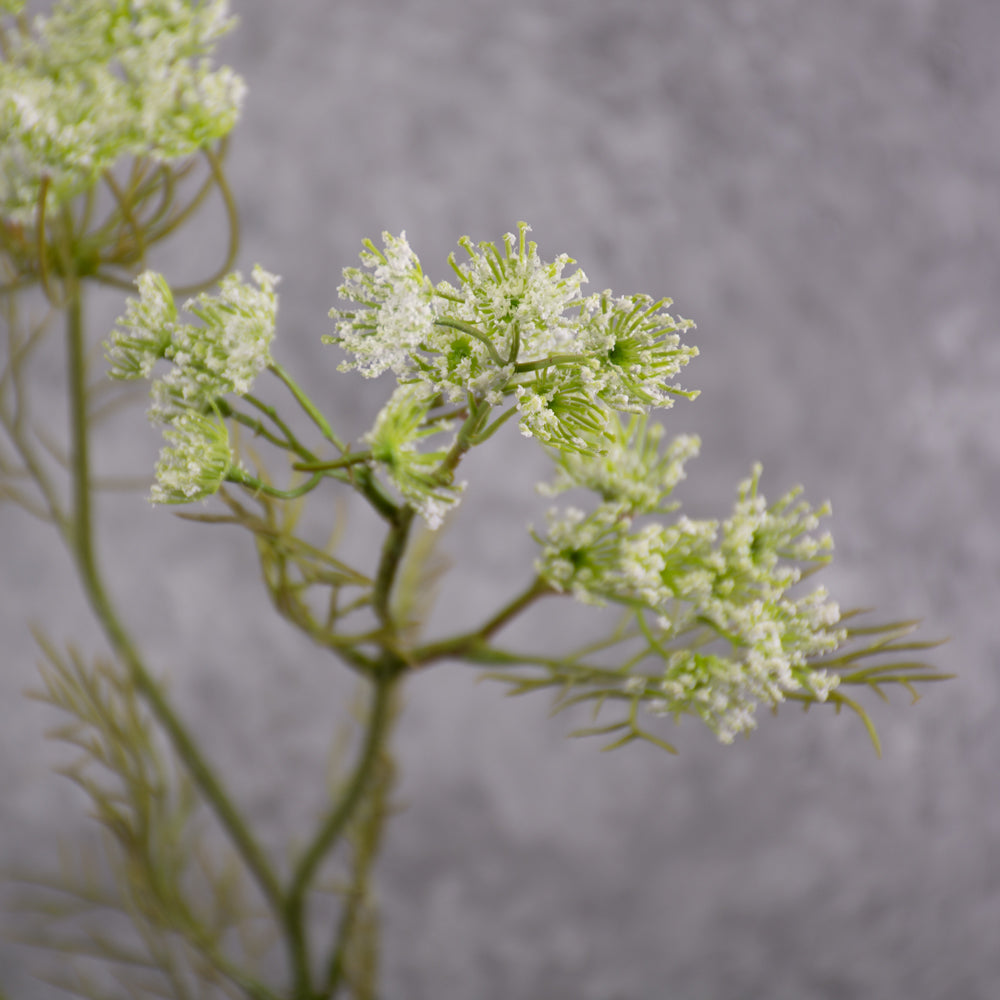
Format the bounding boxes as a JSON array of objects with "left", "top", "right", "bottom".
[
  {"left": 0, "top": 0, "right": 244, "bottom": 222},
  {"left": 106, "top": 265, "right": 278, "bottom": 502},
  {"left": 535, "top": 441, "right": 844, "bottom": 743}
]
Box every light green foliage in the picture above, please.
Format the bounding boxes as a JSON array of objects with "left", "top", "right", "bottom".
[{"left": 0, "top": 0, "right": 244, "bottom": 222}]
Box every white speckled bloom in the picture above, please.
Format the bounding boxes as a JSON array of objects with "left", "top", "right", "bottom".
[
  {"left": 328, "top": 231, "right": 437, "bottom": 379},
  {"left": 151, "top": 410, "right": 231, "bottom": 504},
  {"left": 539, "top": 414, "right": 701, "bottom": 515},
  {"left": 108, "top": 265, "right": 278, "bottom": 421},
  {"left": 0, "top": 0, "right": 244, "bottom": 222},
  {"left": 106, "top": 271, "right": 178, "bottom": 380}
]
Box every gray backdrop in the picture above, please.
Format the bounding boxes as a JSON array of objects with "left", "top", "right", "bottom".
[{"left": 2, "top": 1, "right": 998, "bottom": 997}]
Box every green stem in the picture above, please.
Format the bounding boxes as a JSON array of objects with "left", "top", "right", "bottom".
[
  {"left": 413, "top": 576, "right": 553, "bottom": 666},
  {"left": 284, "top": 669, "right": 399, "bottom": 998},
  {"left": 161, "top": 144, "right": 241, "bottom": 296},
  {"left": 62, "top": 279, "right": 284, "bottom": 920},
  {"left": 227, "top": 467, "right": 323, "bottom": 499},
  {"left": 293, "top": 451, "right": 372, "bottom": 473},
  {"left": 373, "top": 506, "right": 416, "bottom": 627},
  {"left": 237, "top": 393, "right": 319, "bottom": 463},
  {"left": 513, "top": 352, "right": 589, "bottom": 374},
  {"left": 269, "top": 362, "right": 345, "bottom": 451},
  {"left": 433, "top": 317, "right": 506, "bottom": 368}
]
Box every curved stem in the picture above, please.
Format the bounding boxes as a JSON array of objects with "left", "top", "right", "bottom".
[
  {"left": 62, "top": 278, "right": 283, "bottom": 918},
  {"left": 36, "top": 177, "right": 61, "bottom": 306},
  {"left": 167, "top": 143, "right": 241, "bottom": 297},
  {"left": 284, "top": 670, "right": 399, "bottom": 998},
  {"left": 100, "top": 169, "right": 147, "bottom": 270},
  {"left": 227, "top": 467, "right": 323, "bottom": 499},
  {"left": 412, "top": 576, "right": 553, "bottom": 666},
  {"left": 269, "top": 362, "right": 345, "bottom": 451},
  {"left": 293, "top": 451, "right": 372, "bottom": 473},
  {"left": 513, "top": 352, "right": 590, "bottom": 374},
  {"left": 239, "top": 391, "right": 319, "bottom": 463},
  {"left": 433, "top": 317, "right": 506, "bottom": 368}
]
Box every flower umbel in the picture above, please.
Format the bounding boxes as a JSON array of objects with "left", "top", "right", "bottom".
[
  {"left": 151, "top": 410, "right": 231, "bottom": 504},
  {"left": 0, "top": 0, "right": 245, "bottom": 222},
  {"left": 108, "top": 265, "right": 279, "bottom": 421}
]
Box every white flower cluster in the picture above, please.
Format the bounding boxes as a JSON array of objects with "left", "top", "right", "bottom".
[
  {"left": 0, "top": 0, "right": 244, "bottom": 222},
  {"left": 328, "top": 224, "right": 697, "bottom": 453},
  {"left": 150, "top": 410, "right": 231, "bottom": 504},
  {"left": 535, "top": 463, "right": 844, "bottom": 743},
  {"left": 539, "top": 414, "right": 700, "bottom": 514},
  {"left": 106, "top": 265, "right": 278, "bottom": 502}
]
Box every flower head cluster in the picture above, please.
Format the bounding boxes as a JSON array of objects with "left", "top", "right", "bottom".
[
  {"left": 363, "top": 384, "right": 464, "bottom": 529},
  {"left": 330, "top": 232, "right": 437, "bottom": 379},
  {"left": 328, "top": 224, "right": 697, "bottom": 465},
  {"left": 0, "top": 0, "right": 244, "bottom": 222},
  {"left": 576, "top": 292, "right": 699, "bottom": 412},
  {"left": 534, "top": 458, "right": 844, "bottom": 743},
  {"left": 539, "top": 414, "right": 700, "bottom": 514},
  {"left": 150, "top": 410, "right": 231, "bottom": 504},
  {"left": 106, "top": 265, "right": 278, "bottom": 503}
]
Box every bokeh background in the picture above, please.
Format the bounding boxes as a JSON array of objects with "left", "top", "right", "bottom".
[{"left": 2, "top": 0, "right": 999, "bottom": 997}]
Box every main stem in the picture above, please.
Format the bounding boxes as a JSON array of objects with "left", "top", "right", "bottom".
[
  {"left": 285, "top": 666, "right": 400, "bottom": 998},
  {"left": 63, "top": 279, "right": 284, "bottom": 916}
]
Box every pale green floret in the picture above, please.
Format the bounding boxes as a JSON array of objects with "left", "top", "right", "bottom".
[
  {"left": 106, "top": 271, "right": 177, "bottom": 380},
  {"left": 151, "top": 410, "right": 231, "bottom": 504},
  {"left": 441, "top": 222, "right": 589, "bottom": 362},
  {"left": 328, "top": 231, "right": 437, "bottom": 379},
  {"left": 577, "top": 292, "right": 699, "bottom": 411},
  {"left": 140, "top": 265, "right": 278, "bottom": 420},
  {"left": 532, "top": 504, "right": 630, "bottom": 605},
  {"left": 514, "top": 369, "right": 610, "bottom": 455},
  {"left": 364, "top": 384, "right": 464, "bottom": 529},
  {"left": 0, "top": 0, "right": 244, "bottom": 222},
  {"left": 539, "top": 413, "right": 701, "bottom": 515}
]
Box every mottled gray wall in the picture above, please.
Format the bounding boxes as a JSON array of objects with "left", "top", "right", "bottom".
[{"left": 2, "top": 1, "right": 999, "bottom": 997}]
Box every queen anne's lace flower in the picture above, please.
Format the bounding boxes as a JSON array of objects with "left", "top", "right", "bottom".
[
  {"left": 0, "top": 0, "right": 245, "bottom": 222},
  {"left": 328, "top": 232, "right": 436, "bottom": 379},
  {"left": 441, "top": 222, "right": 589, "bottom": 363},
  {"left": 539, "top": 414, "right": 700, "bottom": 515},
  {"left": 108, "top": 265, "right": 278, "bottom": 420},
  {"left": 577, "top": 292, "right": 698, "bottom": 411},
  {"left": 150, "top": 410, "right": 231, "bottom": 504},
  {"left": 106, "top": 271, "right": 178, "bottom": 380},
  {"left": 328, "top": 224, "right": 592, "bottom": 404},
  {"left": 535, "top": 457, "right": 844, "bottom": 744}
]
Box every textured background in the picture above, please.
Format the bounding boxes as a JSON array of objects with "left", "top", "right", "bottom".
[{"left": 2, "top": 0, "right": 999, "bottom": 997}]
